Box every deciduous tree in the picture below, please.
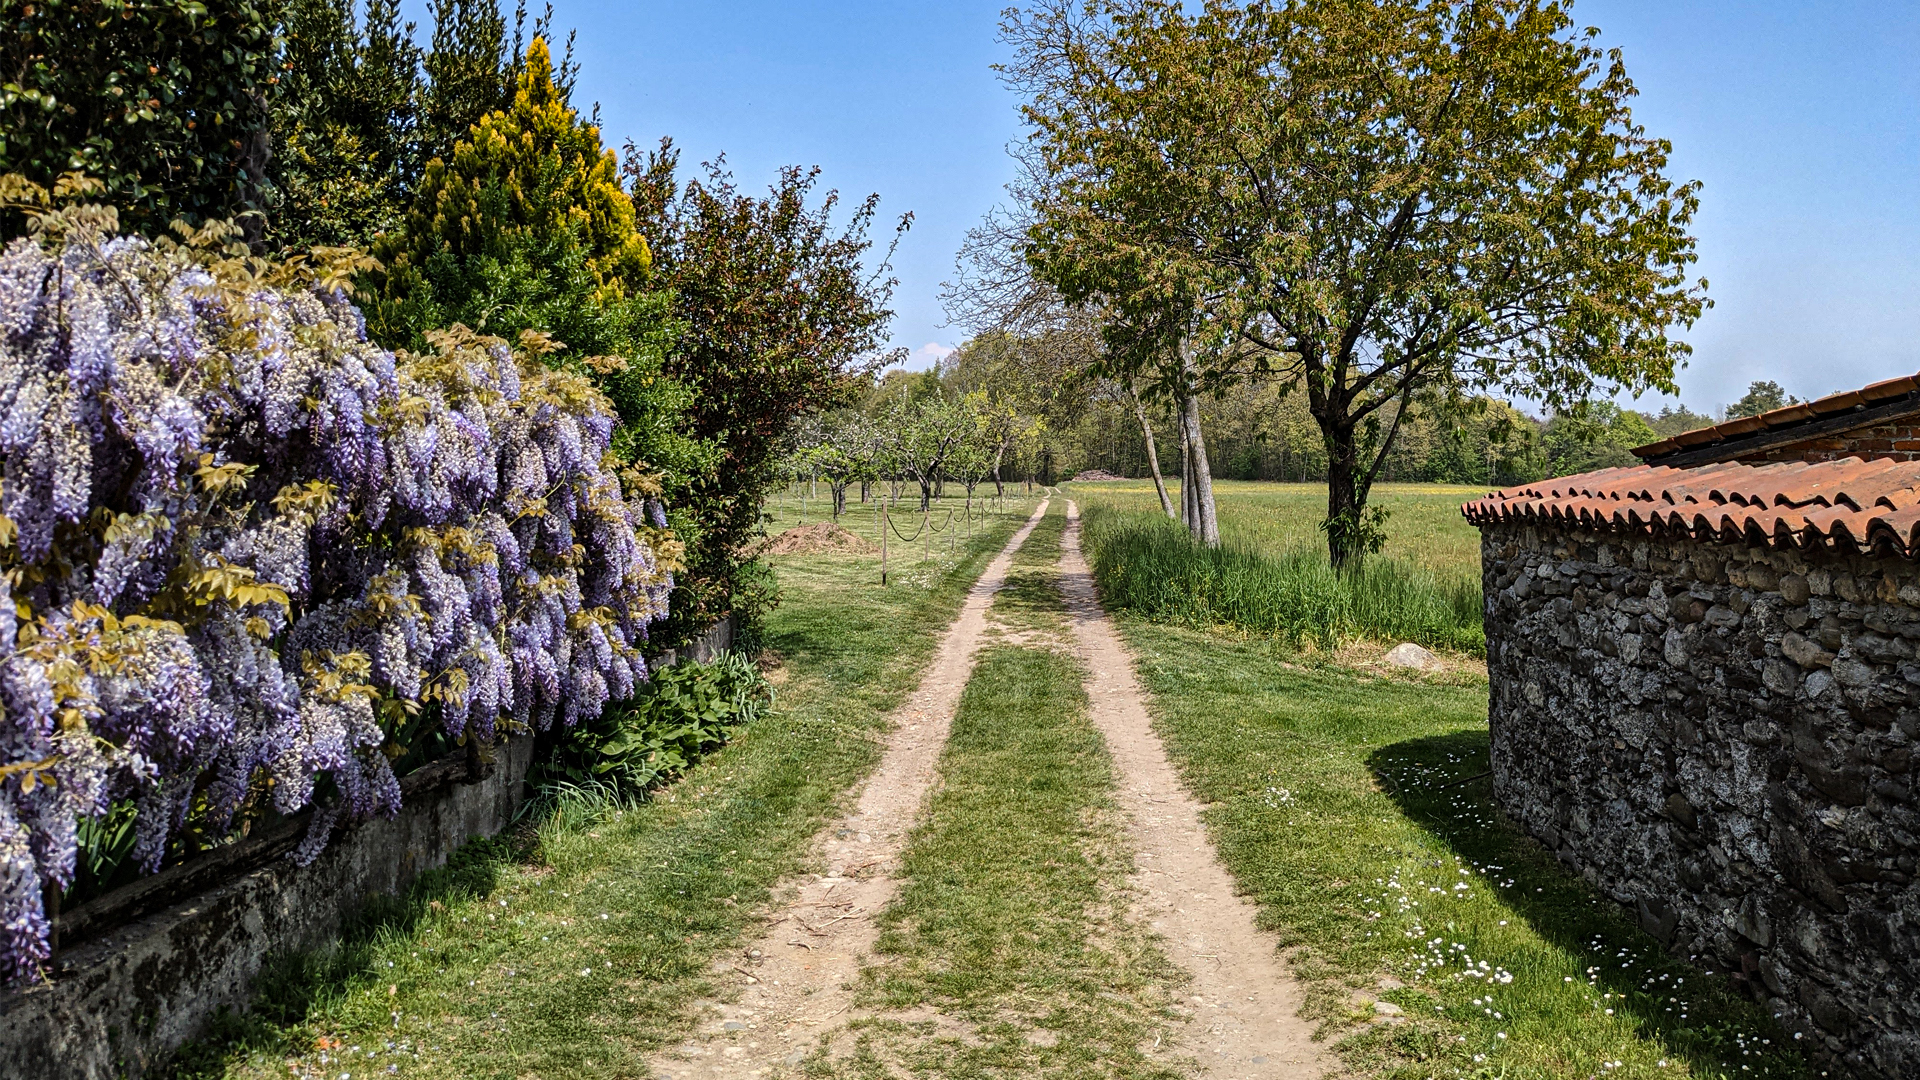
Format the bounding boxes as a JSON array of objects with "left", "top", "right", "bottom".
[
  {"left": 627, "top": 141, "right": 908, "bottom": 629},
  {"left": 1005, "top": 0, "right": 1708, "bottom": 564}
]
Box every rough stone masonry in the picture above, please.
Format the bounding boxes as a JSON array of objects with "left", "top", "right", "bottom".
[{"left": 1481, "top": 520, "right": 1918, "bottom": 1078}]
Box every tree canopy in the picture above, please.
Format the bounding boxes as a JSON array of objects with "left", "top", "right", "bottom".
[
  {"left": 1726, "top": 379, "right": 1799, "bottom": 419},
  {"left": 1005, "top": 0, "right": 1709, "bottom": 563}
]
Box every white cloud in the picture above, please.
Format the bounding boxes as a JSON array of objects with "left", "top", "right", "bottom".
[{"left": 889, "top": 341, "right": 955, "bottom": 371}]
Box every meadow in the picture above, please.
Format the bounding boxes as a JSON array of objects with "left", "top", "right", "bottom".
[{"left": 1071, "top": 480, "right": 1489, "bottom": 655}]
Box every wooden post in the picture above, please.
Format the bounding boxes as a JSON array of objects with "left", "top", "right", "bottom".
[{"left": 880, "top": 499, "right": 888, "bottom": 586}]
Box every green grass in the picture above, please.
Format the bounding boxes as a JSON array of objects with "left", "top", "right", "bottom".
[
  {"left": 1114, "top": 617, "right": 1808, "bottom": 1080},
  {"left": 168, "top": 497, "right": 1044, "bottom": 1080},
  {"left": 987, "top": 496, "right": 1069, "bottom": 635},
  {"left": 1075, "top": 496, "right": 1485, "bottom": 654},
  {"left": 1068, "top": 479, "right": 1487, "bottom": 581},
  {"left": 818, "top": 645, "right": 1186, "bottom": 1080}
]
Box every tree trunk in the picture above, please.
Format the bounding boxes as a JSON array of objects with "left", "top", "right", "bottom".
[
  {"left": 1182, "top": 394, "right": 1219, "bottom": 547},
  {"left": 1324, "top": 426, "right": 1362, "bottom": 569},
  {"left": 1133, "top": 392, "right": 1176, "bottom": 520},
  {"left": 919, "top": 478, "right": 932, "bottom": 511},
  {"left": 992, "top": 442, "right": 1006, "bottom": 497},
  {"left": 831, "top": 481, "right": 849, "bottom": 518},
  {"left": 860, "top": 480, "right": 870, "bottom": 504},
  {"left": 1177, "top": 420, "right": 1192, "bottom": 528}
]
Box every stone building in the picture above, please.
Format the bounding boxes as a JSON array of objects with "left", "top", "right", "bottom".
[{"left": 1464, "top": 377, "right": 1920, "bottom": 1078}]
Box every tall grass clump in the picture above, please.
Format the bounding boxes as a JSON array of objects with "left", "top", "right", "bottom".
[{"left": 1079, "top": 505, "right": 1484, "bottom": 654}]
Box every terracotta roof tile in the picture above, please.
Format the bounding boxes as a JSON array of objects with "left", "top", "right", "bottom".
[{"left": 1461, "top": 457, "right": 1920, "bottom": 556}]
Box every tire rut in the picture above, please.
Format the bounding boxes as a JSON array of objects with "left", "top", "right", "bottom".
[
  {"left": 647, "top": 498, "right": 1053, "bottom": 1079},
  {"left": 1059, "top": 499, "right": 1330, "bottom": 1078}
]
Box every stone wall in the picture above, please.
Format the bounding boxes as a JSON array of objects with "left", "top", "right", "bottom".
[
  {"left": 1481, "top": 523, "right": 1919, "bottom": 1078},
  {"left": 0, "top": 617, "right": 733, "bottom": 1079}
]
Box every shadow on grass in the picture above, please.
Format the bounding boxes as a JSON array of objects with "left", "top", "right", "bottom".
[
  {"left": 1366, "top": 731, "right": 1810, "bottom": 1079},
  {"left": 162, "top": 833, "right": 519, "bottom": 1078}
]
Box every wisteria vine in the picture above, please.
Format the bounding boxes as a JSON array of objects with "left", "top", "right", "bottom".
[{"left": 0, "top": 202, "right": 673, "bottom": 981}]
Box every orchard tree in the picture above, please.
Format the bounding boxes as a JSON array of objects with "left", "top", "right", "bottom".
[
  {"left": 948, "top": 397, "right": 999, "bottom": 508},
  {"left": 792, "top": 410, "right": 886, "bottom": 518},
  {"left": 889, "top": 394, "right": 978, "bottom": 512},
  {"left": 1005, "top": 0, "right": 1708, "bottom": 564}
]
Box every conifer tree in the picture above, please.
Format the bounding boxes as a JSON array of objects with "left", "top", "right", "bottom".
[{"left": 365, "top": 38, "right": 711, "bottom": 529}]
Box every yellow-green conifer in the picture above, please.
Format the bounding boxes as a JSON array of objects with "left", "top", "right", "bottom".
[{"left": 365, "top": 36, "right": 653, "bottom": 348}]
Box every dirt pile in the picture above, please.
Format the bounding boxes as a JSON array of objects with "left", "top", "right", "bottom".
[
  {"left": 1069, "top": 469, "right": 1128, "bottom": 481},
  {"left": 760, "top": 522, "right": 878, "bottom": 555}
]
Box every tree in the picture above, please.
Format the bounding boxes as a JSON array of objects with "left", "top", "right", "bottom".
[
  {"left": 944, "top": 207, "right": 1178, "bottom": 512},
  {"left": 791, "top": 410, "right": 885, "bottom": 518},
  {"left": 361, "top": 37, "right": 707, "bottom": 544},
  {"left": 1543, "top": 401, "right": 1657, "bottom": 476},
  {"left": 888, "top": 395, "right": 977, "bottom": 511},
  {"left": 949, "top": 395, "right": 999, "bottom": 507},
  {"left": 0, "top": 0, "right": 278, "bottom": 238},
  {"left": 1005, "top": 0, "right": 1708, "bottom": 565},
  {"left": 1726, "top": 380, "right": 1798, "bottom": 420},
  {"left": 627, "top": 141, "right": 909, "bottom": 630},
  {"left": 268, "top": 0, "right": 577, "bottom": 252},
  {"left": 943, "top": 332, "right": 1061, "bottom": 497},
  {"left": 1648, "top": 402, "right": 1717, "bottom": 438}
]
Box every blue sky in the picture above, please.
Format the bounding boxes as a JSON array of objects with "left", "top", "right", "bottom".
[{"left": 540, "top": 0, "right": 1919, "bottom": 414}]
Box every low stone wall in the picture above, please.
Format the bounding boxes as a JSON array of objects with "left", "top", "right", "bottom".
[
  {"left": 0, "top": 617, "right": 733, "bottom": 1079},
  {"left": 1481, "top": 523, "right": 1919, "bottom": 1078}
]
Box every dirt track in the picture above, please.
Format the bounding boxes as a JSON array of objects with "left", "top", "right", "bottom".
[
  {"left": 648, "top": 499, "right": 1052, "bottom": 1079},
  {"left": 649, "top": 497, "right": 1328, "bottom": 1078}
]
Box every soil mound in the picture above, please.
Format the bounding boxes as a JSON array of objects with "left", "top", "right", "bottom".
[
  {"left": 1070, "top": 469, "right": 1128, "bottom": 482},
  {"left": 761, "top": 522, "right": 878, "bottom": 556}
]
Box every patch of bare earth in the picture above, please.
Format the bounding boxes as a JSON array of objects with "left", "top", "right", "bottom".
[
  {"left": 759, "top": 522, "right": 880, "bottom": 556},
  {"left": 1058, "top": 500, "right": 1330, "bottom": 1078},
  {"left": 646, "top": 500, "right": 1051, "bottom": 1080}
]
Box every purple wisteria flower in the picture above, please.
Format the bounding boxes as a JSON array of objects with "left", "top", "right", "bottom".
[{"left": 0, "top": 229, "right": 675, "bottom": 979}]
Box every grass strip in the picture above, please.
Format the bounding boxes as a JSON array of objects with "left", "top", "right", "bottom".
[
  {"left": 168, "top": 502, "right": 1041, "bottom": 1080},
  {"left": 986, "top": 496, "right": 1069, "bottom": 634},
  {"left": 819, "top": 645, "right": 1186, "bottom": 1080},
  {"left": 1115, "top": 617, "right": 1808, "bottom": 1080},
  {"left": 1077, "top": 499, "right": 1485, "bottom": 654}
]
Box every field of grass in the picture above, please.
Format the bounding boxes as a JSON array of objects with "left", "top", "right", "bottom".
[
  {"left": 168, "top": 496, "right": 1043, "bottom": 1080},
  {"left": 1069, "top": 480, "right": 1487, "bottom": 581},
  {"left": 1072, "top": 481, "right": 1487, "bottom": 654}
]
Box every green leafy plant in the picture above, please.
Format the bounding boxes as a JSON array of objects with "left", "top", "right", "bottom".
[
  {"left": 0, "top": 0, "right": 278, "bottom": 238},
  {"left": 531, "top": 653, "right": 773, "bottom": 799}
]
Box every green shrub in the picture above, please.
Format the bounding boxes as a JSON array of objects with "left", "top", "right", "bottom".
[
  {"left": 1079, "top": 504, "right": 1484, "bottom": 654},
  {"left": 531, "top": 652, "right": 773, "bottom": 800},
  {"left": 0, "top": 0, "right": 278, "bottom": 237}
]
